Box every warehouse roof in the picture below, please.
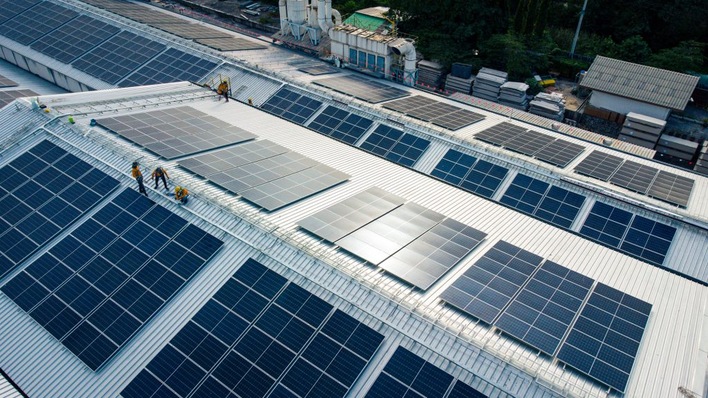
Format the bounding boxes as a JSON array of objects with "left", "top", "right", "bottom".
[{"left": 580, "top": 55, "right": 700, "bottom": 111}]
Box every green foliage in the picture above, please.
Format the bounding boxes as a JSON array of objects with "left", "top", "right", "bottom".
[
  {"left": 615, "top": 35, "right": 652, "bottom": 64},
  {"left": 525, "top": 77, "right": 544, "bottom": 95},
  {"left": 480, "top": 33, "right": 533, "bottom": 80},
  {"left": 648, "top": 41, "right": 706, "bottom": 73},
  {"left": 549, "top": 57, "right": 590, "bottom": 79}
]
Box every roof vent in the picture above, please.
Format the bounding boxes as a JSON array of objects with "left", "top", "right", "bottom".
[{"left": 603, "top": 138, "right": 614, "bottom": 146}]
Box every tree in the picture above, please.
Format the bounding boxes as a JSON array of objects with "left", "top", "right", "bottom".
[
  {"left": 648, "top": 41, "right": 705, "bottom": 73},
  {"left": 480, "top": 33, "right": 532, "bottom": 80},
  {"left": 615, "top": 35, "right": 652, "bottom": 64}
]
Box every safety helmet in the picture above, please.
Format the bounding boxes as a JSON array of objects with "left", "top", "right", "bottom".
[
  {"left": 132, "top": 161, "right": 138, "bottom": 168},
  {"left": 175, "top": 186, "right": 182, "bottom": 193}
]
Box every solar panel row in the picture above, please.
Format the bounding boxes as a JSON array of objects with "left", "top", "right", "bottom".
[
  {"left": 440, "top": 241, "right": 652, "bottom": 392},
  {"left": 574, "top": 150, "right": 694, "bottom": 207},
  {"left": 359, "top": 125, "right": 431, "bottom": 167},
  {"left": 308, "top": 105, "right": 374, "bottom": 145},
  {"left": 366, "top": 346, "right": 487, "bottom": 398},
  {"left": 0, "top": 1, "right": 78, "bottom": 46},
  {"left": 0, "top": 140, "right": 119, "bottom": 279},
  {"left": 382, "top": 95, "right": 486, "bottom": 131},
  {"left": 313, "top": 75, "right": 409, "bottom": 103},
  {"left": 430, "top": 149, "right": 509, "bottom": 198},
  {"left": 121, "top": 258, "right": 384, "bottom": 398},
  {"left": 261, "top": 87, "right": 323, "bottom": 125},
  {"left": 1, "top": 188, "right": 224, "bottom": 371}
]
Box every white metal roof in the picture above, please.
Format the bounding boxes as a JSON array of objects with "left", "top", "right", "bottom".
[{"left": 0, "top": 85, "right": 705, "bottom": 398}]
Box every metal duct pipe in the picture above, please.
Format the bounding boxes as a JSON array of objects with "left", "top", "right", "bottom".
[
  {"left": 390, "top": 38, "right": 417, "bottom": 86},
  {"left": 317, "top": 0, "right": 329, "bottom": 35},
  {"left": 279, "top": 0, "right": 288, "bottom": 35},
  {"left": 331, "top": 8, "right": 341, "bottom": 26},
  {"left": 325, "top": 0, "right": 332, "bottom": 27}
]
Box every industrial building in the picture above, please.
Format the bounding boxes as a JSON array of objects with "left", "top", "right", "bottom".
[{"left": 0, "top": 1, "right": 706, "bottom": 398}]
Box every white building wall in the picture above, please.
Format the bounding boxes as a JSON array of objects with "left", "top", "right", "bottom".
[{"left": 589, "top": 91, "right": 671, "bottom": 120}]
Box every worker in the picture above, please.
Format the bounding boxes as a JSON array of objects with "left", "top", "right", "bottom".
[
  {"left": 216, "top": 80, "right": 229, "bottom": 102},
  {"left": 174, "top": 185, "right": 189, "bottom": 204},
  {"left": 151, "top": 166, "right": 170, "bottom": 190},
  {"left": 131, "top": 162, "right": 148, "bottom": 197}
]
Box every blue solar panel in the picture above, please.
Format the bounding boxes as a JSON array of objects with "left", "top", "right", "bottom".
[
  {"left": 360, "top": 125, "right": 430, "bottom": 167},
  {"left": 0, "top": 140, "right": 119, "bottom": 279},
  {"left": 0, "top": 0, "right": 40, "bottom": 24},
  {"left": 579, "top": 202, "right": 632, "bottom": 248},
  {"left": 500, "top": 174, "right": 586, "bottom": 229},
  {"left": 431, "top": 149, "right": 477, "bottom": 186},
  {"left": 366, "top": 346, "right": 487, "bottom": 398},
  {"left": 261, "top": 88, "right": 323, "bottom": 125},
  {"left": 1, "top": 188, "right": 223, "bottom": 371},
  {"left": 460, "top": 160, "right": 509, "bottom": 198},
  {"left": 29, "top": 15, "right": 121, "bottom": 63},
  {"left": 495, "top": 260, "right": 594, "bottom": 355},
  {"left": 118, "top": 48, "right": 219, "bottom": 87},
  {"left": 557, "top": 283, "right": 651, "bottom": 392},
  {"left": 440, "top": 241, "right": 543, "bottom": 323},
  {"left": 307, "top": 106, "right": 374, "bottom": 145},
  {"left": 0, "top": 1, "right": 78, "bottom": 45},
  {"left": 121, "top": 258, "right": 383, "bottom": 398},
  {"left": 72, "top": 31, "right": 166, "bottom": 85}
]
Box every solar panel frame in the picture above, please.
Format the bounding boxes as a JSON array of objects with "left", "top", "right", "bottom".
[
  {"left": 178, "top": 140, "right": 289, "bottom": 178},
  {"left": 430, "top": 149, "right": 478, "bottom": 186},
  {"left": 440, "top": 241, "right": 543, "bottom": 323},
  {"left": 313, "top": 75, "right": 409, "bottom": 103},
  {"left": 459, "top": 160, "right": 509, "bottom": 198},
  {"left": 360, "top": 125, "right": 430, "bottom": 167},
  {"left": 118, "top": 48, "right": 219, "bottom": 87},
  {"left": 379, "top": 218, "right": 487, "bottom": 290},
  {"left": 0, "top": 0, "right": 41, "bottom": 24},
  {"left": 533, "top": 139, "right": 586, "bottom": 168},
  {"left": 1, "top": 188, "right": 224, "bottom": 371},
  {"left": 574, "top": 151, "right": 624, "bottom": 181},
  {"left": 579, "top": 202, "right": 633, "bottom": 248},
  {"left": 609, "top": 160, "right": 659, "bottom": 194},
  {"left": 557, "top": 283, "right": 651, "bottom": 392},
  {"left": 502, "top": 130, "right": 556, "bottom": 157},
  {"left": 335, "top": 202, "right": 446, "bottom": 265},
  {"left": 620, "top": 215, "right": 676, "bottom": 265},
  {"left": 298, "top": 187, "right": 406, "bottom": 242},
  {"left": 29, "top": 15, "right": 121, "bottom": 64},
  {"left": 382, "top": 96, "right": 485, "bottom": 130},
  {"left": 0, "top": 1, "right": 78, "bottom": 45},
  {"left": 494, "top": 260, "right": 594, "bottom": 355},
  {"left": 261, "top": 88, "right": 324, "bottom": 125},
  {"left": 308, "top": 106, "right": 374, "bottom": 145},
  {"left": 646, "top": 170, "right": 694, "bottom": 208},
  {"left": 474, "top": 122, "right": 527, "bottom": 146}
]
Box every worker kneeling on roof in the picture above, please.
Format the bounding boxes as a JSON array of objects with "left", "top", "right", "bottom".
[{"left": 175, "top": 185, "right": 189, "bottom": 204}]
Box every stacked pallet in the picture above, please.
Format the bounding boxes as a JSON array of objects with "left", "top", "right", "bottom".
[
  {"left": 498, "top": 82, "right": 529, "bottom": 110},
  {"left": 416, "top": 60, "right": 445, "bottom": 90},
  {"left": 656, "top": 134, "right": 698, "bottom": 162},
  {"left": 529, "top": 92, "right": 565, "bottom": 120},
  {"left": 618, "top": 112, "right": 666, "bottom": 149},
  {"left": 472, "top": 67, "right": 507, "bottom": 102},
  {"left": 445, "top": 74, "right": 475, "bottom": 94},
  {"left": 695, "top": 141, "right": 708, "bottom": 176}
]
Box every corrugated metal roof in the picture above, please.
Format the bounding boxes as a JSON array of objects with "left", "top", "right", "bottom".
[
  {"left": 0, "top": 370, "right": 25, "bottom": 398},
  {"left": 579, "top": 55, "right": 700, "bottom": 110}
]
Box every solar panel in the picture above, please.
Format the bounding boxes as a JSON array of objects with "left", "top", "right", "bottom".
[
  {"left": 0, "top": 73, "right": 18, "bottom": 88},
  {"left": 178, "top": 140, "right": 289, "bottom": 178},
  {"left": 29, "top": 15, "right": 121, "bottom": 63},
  {"left": 308, "top": 106, "right": 374, "bottom": 145},
  {"left": 430, "top": 149, "right": 478, "bottom": 185},
  {"left": 336, "top": 203, "right": 445, "bottom": 265},
  {"left": 495, "top": 261, "right": 594, "bottom": 355},
  {"left": 0, "top": 1, "right": 78, "bottom": 45},
  {"left": 0, "top": 140, "right": 119, "bottom": 279},
  {"left": 208, "top": 151, "right": 317, "bottom": 192},
  {"left": 0, "top": 0, "right": 40, "bottom": 24},
  {"left": 533, "top": 139, "right": 585, "bottom": 168},
  {"left": 151, "top": 22, "right": 233, "bottom": 39},
  {"left": 502, "top": 130, "right": 556, "bottom": 157},
  {"left": 360, "top": 125, "right": 430, "bottom": 167},
  {"left": 195, "top": 37, "right": 267, "bottom": 51},
  {"left": 474, "top": 122, "right": 527, "bottom": 146},
  {"left": 440, "top": 241, "right": 543, "bottom": 323},
  {"left": 609, "top": 160, "right": 658, "bottom": 194},
  {"left": 261, "top": 87, "right": 323, "bottom": 125},
  {"left": 298, "top": 64, "right": 340, "bottom": 76},
  {"left": 557, "top": 283, "right": 651, "bottom": 392},
  {"left": 298, "top": 187, "right": 406, "bottom": 242},
  {"left": 382, "top": 96, "right": 485, "bottom": 130},
  {"left": 72, "top": 31, "right": 166, "bottom": 85},
  {"left": 120, "top": 258, "right": 384, "bottom": 398},
  {"left": 108, "top": 6, "right": 189, "bottom": 24},
  {"left": 501, "top": 174, "right": 586, "bottom": 228},
  {"left": 460, "top": 160, "right": 509, "bottom": 198},
  {"left": 0, "top": 89, "right": 38, "bottom": 108},
  {"left": 1, "top": 188, "right": 224, "bottom": 371},
  {"left": 313, "top": 75, "right": 409, "bottom": 103},
  {"left": 366, "top": 346, "right": 487, "bottom": 398},
  {"left": 574, "top": 151, "right": 624, "bottom": 181},
  {"left": 118, "top": 48, "right": 219, "bottom": 87},
  {"left": 579, "top": 202, "right": 632, "bottom": 248},
  {"left": 97, "top": 106, "right": 256, "bottom": 159},
  {"left": 379, "top": 218, "right": 487, "bottom": 290},
  {"left": 646, "top": 170, "right": 694, "bottom": 208},
  {"left": 620, "top": 215, "right": 676, "bottom": 265}
]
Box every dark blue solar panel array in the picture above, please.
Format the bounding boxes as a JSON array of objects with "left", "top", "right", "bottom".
[
  {"left": 122, "top": 258, "right": 384, "bottom": 398},
  {"left": 29, "top": 15, "right": 121, "bottom": 63},
  {"left": 440, "top": 241, "right": 543, "bottom": 323},
  {"left": 366, "top": 346, "right": 487, "bottom": 398},
  {"left": 72, "top": 31, "right": 167, "bottom": 85},
  {"left": 0, "top": 1, "right": 78, "bottom": 45},
  {"left": 431, "top": 149, "right": 509, "bottom": 198},
  {"left": 1, "top": 189, "right": 223, "bottom": 370},
  {"left": 118, "top": 48, "right": 219, "bottom": 87},
  {"left": 0, "top": 140, "right": 119, "bottom": 279},
  {"left": 579, "top": 202, "right": 676, "bottom": 265},
  {"left": 557, "top": 283, "right": 651, "bottom": 392},
  {"left": 307, "top": 105, "right": 374, "bottom": 145},
  {"left": 359, "top": 125, "right": 430, "bottom": 167},
  {"left": 494, "top": 261, "right": 593, "bottom": 355},
  {"left": 500, "top": 174, "right": 586, "bottom": 229},
  {"left": 261, "top": 88, "right": 324, "bottom": 125},
  {"left": 0, "top": 0, "right": 41, "bottom": 25}
]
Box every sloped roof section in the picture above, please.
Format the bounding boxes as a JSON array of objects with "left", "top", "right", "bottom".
[
  {"left": 344, "top": 7, "right": 389, "bottom": 31},
  {"left": 580, "top": 55, "right": 699, "bottom": 110}
]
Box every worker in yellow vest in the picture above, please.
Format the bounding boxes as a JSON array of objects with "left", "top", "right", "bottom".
[
  {"left": 174, "top": 186, "right": 189, "bottom": 204},
  {"left": 131, "top": 162, "right": 148, "bottom": 197}
]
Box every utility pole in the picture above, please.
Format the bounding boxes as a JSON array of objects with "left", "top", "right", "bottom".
[{"left": 570, "top": 0, "right": 589, "bottom": 58}]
